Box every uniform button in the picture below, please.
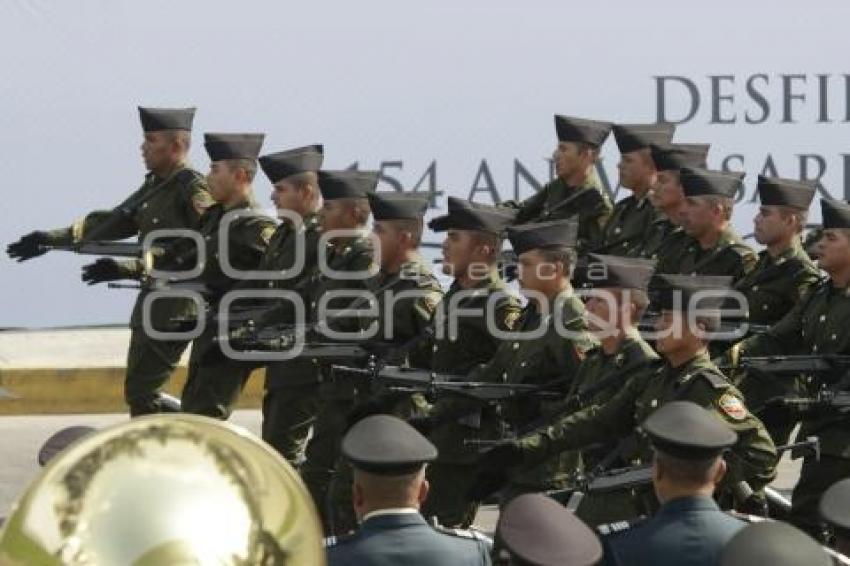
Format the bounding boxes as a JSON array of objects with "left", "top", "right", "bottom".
[
  {"left": 142, "top": 202, "right": 148, "bottom": 209},
  {"left": 432, "top": 345, "right": 438, "bottom": 352},
  {"left": 310, "top": 302, "right": 316, "bottom": 308},
  {"left": 820, "top": 315, "right": 827, "bottom": 322},
  {"left": 762, "top": 305, "right": 769, "bottom": 311},
  {"left": 502, "top": 372, "right": 508, "bottom": 380},
  {"left": 152, "top": 218, "right": 159, "bottom": 224},
  {"left": 752, "top": 285, "right": 759, "bottom": 291},
  {"left": 614, "top": 227, "right": 622, "bottom": 235},
  {"left": 832, "top": 334, "right": 838, "bottom": 340},
  {"left": 520, "top": 362, "right": 527, "bottom": 368},
  {"left": 650, "top": 399, "right": 658, "bottom": 407},
  {"left": 813, "top": 345, "right": 819, "bottom": 353},
  {"left": 205, "top": 235, "right": 212, "bottom": 241},
  {"left": 268, "top": 281, "right": 274, "bottom": 288},
  {"left": 512, "top": 342, "right": 519, "bottom": 350},
  {"left": 311, "top": 358, "right": 318, "bottom": 364}
]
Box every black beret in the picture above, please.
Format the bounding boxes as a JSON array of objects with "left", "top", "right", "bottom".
[
  {"left": 650, "top": 274, "right": 734, "bottom": 313},
  {"left": 575, "top": 254, "right": 656, "bottom": 290},
  {"left": 259, "top": 144, "right": 324, "bottom": 184},
  {"left": 554, "top": 115, "right": 613, "bottom": 147},
  {"left": 650, "top": 143, "right": 710, "bottom": 171},
  {"left": 757, "top": 176, "right": 816, "bottom": 210},
  {"left": 680, "top": 167, "right": 744, "bottom": 199},
  {"left": 368, "top": 192, "right": 429, "bottom": 220},
  {"left": 720, "top": 521, "right": 831, "bottom": 566},
  {"left": 612, "top": 123, "right": 676, "bottom": 154},
  {"left": 204, "top": 133, "right": 265, "bottom": 161},
  {"left": 820, "top": 478, "right": 850, "bottom": 531},
  {"left": 821, "top": 198, "right": 850, "bottom": 229},
  {"left": 642, "top": 401, "right": 738, "bottom": 460},
  {"left": 138, "top": 107, "right": 195, "bottom": 132},
  {"left": 497, "top": 493, "right": 602, "bottom": 566},
  {"left": 318, "top": 170, "right": 379, "bottom": 200},
  {"left": 342, "top": 414, "right": 437, "bottom": 475},
  {"left": 428, "top": 197, "right": 516, "bottom": 235},
  {"left": 506, "top": 219, "right": 578, "bottom": 255}
]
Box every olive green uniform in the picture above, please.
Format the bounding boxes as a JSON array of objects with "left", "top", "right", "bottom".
[
  {"left": 179, "top": 201, "right": 276, "bottom": 417},
  {"left": 565, "top": 334, "right": 662, "bottom": 526},
  {"left": 328, "top": 256, "right": 444, "bottom": 535},
  {"left": 515, "top": 352, "right": 777, "bottom": 523},
  {"left": 637, "top": 217, "right": 686, "bottom": 262},
  {"left": 655, "top": 226, "right": 757, "bottom": 283},
  {"left": 729, "top": 242, "right": 821, "bottom": 445},
  {"left": 468, "top": 289, "right": 596, "bottom": 503},
  {"left": 416, "top": 272, "right": 521, "bottom": 528},
  {"left": 294, "top": 234, "right": 377, "bottom": 529},
  {"left": 181, "top": 213, "right": 319, "bottom": 421},
  {"left": 733, "top": 279, "right": 850, "bottom": 535},
  {"left": 594, "top": 195, "right": 660, "bottom": 257},
  {"left": 45, "top": 165, "right": 214, "bottom": 415},
  {"left": 512, "top": 173, "right": 613, "bottom": 255}
]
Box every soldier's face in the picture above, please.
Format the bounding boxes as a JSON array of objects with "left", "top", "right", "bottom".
[
  {"left": 271, "top": 180, "right": 303, "bottom": 215},
  {"left": 683, "top": 197, "right": 718, "bottom": 237},
  {"left": 754, "top": 206, "right": 794, "bottom": 246},
  {"left": 617, "top": 150, "right": 655, "bottom": 191},
  {"left": 517, "top": 250, "right": 561, "bottom": 295},
  {"left": 373, "top": 221, "right": 401, "bottom": 267},
  {"left": 319, "top": 199, "right": 360, "bottom": 234},
  {"left": 140, "top": 131, "right": 174, "bottom": 172},
  {"left": 584, "top": 290, "right": 618, "bottom": 334},
  {"left": 206, "top": 161, "right": 238, "bottom": 203},
  {"left": 816, "top": 229, "right": 850, "bottom": 273},
  {"left": 654, "top": 310, "right": 700, "bottom": 357},
  {"left": 441, "top": 230, "right": 475, "bottom": 277},
  {"left": 553, "top": 142, "right": 586, "bottom": 178},
  {"left": 653, "top": 171, "right": 685, "bottom": 216}
]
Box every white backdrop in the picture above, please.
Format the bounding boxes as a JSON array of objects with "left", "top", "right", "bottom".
[{"left": 1, "top": 0, "right": 848, "bottom": 327}]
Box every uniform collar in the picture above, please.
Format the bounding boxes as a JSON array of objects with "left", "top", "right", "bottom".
[
  {"left": 658, "top": 495, "right": 720, "bottom": 516},
  {"left": 361, "top": 509, "right": 426, "bottom": 530}
]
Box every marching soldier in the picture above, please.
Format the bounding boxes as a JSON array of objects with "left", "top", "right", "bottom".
[
  {"left": 181, "top": 145, "right": 323, "bottom": 422},
  {"left": 467, "top": 219, "right": 596, "bottom": 504},
  {"left": 509, "top": 115, "right": 614, "bottom": 254},
  {"left": 294, "top": 170, "right": 379, "bottom": 530},
  {"left": 603, "top": 401, "right": 746, "bottom": 566},
  {"left": 327, "top": 191, "right": 444, "bottom": 534},
  {"left": 729, "top": 175, "right": 821, "bottom": 445},
  {"left": 325, "top": 415, "right": 491, "bottom": 566},
  {"left": 179, "top": 133, "right": 276, "bottom": 415},
  {"left": 496, "top": 493, "right": 602, "bottom": 566},
  {"left": 595, "top": 123, "right": 675, "bottom": 256},
  {"left": 481, "top": 274, "right": 777, "bottom": 521},
  {"left": 563, "top": 254, "right": 660, "bottom": 526},
  {"left": 729, "top": 199, "right": 850, "bottom": 537},
  {"left": 655, "top": 167, "right": 756, "bottom": 283},
  {"left": 6, "top": 107, "right": 214, "bottom": 416},
  {"left": 408, "top": 196, "right": 521, "bottom": 528},
  {"left": 639, "top": 142, "right": 710, "bottom": 260}
]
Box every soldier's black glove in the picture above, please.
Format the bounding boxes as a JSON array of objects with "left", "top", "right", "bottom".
[
  {"left": 81, "top": 258, "right": 127, "bottom": 285},
  {"left": 7, "top": 230, "right": 50, "bottom": 262}
]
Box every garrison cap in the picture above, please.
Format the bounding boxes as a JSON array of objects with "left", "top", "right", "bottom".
[
  {"left": 650, "top": 274, "right": 734, "bottom": 313},
  {"left": 497, "top": 493, "right": 602, "bottom": 566},
  {"left": 204, "top": 133, "right": 265, "bottom": 161},
  {"left": 720, "top": 521, "right": 831, "bottom": 566},
  {"left": 612, "top": 123, "right": 676, "bottom": 154},
  {"left": 680, "top": 167, "right": 744, "bottom": 199},
  {"left": 819, "top": 478, "right": 850, "bottom": 531},
  {"left": 575, "top": 254, "right": 655, "bottom": 290},
  {"left": 506, "top": 219, "right": 578, "bottom": 255},
  {"left": 428, "top": 197, "right": 516, "bottom": 235},
  {"left": 642, "top": 401, "right": 737, "bottom": 460},
  {"left": 368, "top": 192, "right": 429, "bottom": 221},
  {"left": 318, "top": 170, "right": 379, "bottom": 200},
  {"left": 37, "top": 426, "right": 96, "bottom": 467},
  {"left": 138, "top": 107, "right": 196, "bottom": 132},
  {"left": 650, "top": 143, "right": 710, "bottom": 171},
  {"left": 342, "top": 415, "right": 437, "bottom": 475},
  {"left": 757, "top": 176, "right": 816, "bottom": 210},
  {"left": 554, "top": 115, "right": 613, "bottom": 147},
  {"left": 259, "top": 145, "right": 324, "bottom": 184},
  {"left": 821, "top": 198, "right": 850, "bottom": 229}
]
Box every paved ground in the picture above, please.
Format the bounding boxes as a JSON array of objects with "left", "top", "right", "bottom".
[{"left": 0, "top": 410, "right": 801, "bottom": 531}]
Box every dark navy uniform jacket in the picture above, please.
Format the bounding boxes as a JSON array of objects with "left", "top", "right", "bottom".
[
  {"left": 603, "top": 496, "right": 746, "bottom": 566},
  {"left": 325, "top": 511, "right": 491, "bottom": 566}
]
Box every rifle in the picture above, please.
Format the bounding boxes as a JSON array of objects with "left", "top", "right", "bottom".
[
  {"left": 48, "top": 241, "right": 160, "bottom": 258},
  {"left": 736, "top": 355, "right": 850, "bottom": 379}
]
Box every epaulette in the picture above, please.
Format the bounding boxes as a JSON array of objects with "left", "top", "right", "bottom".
[
  {"left": 174, "top": 168, "right": 204, "bottom": 188},
  {"left": 323, "top": 532, "right": 357, "bottom": 548},
  {"left": 431, "top": 523, "right": 493, "bottom": 545},
  {"left": 694, "top": 368, "right": 729, "bottom": 390},
  {"left": 596, "top": 516, "right": 647, "bottom": 537}
]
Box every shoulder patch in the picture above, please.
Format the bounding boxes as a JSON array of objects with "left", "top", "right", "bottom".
[
  {"left": 694, "top": 369, "right": 729, "bottom": 390},
  {"left": 596, "top": 517, "right": 647, "bottom": 536},
  {"left": 323, "top": 533, "right": 357, "bottom": 548},
  {"left": 718, "top": 392, "right": 748, "bottom": 421}
]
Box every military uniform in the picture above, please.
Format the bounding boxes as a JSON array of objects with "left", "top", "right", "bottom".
[
  {"left": 21, "top": 108, "right": 215, "bottom": 416},
  {"left": 180, "top": 133, "right": 276, "bottom": 419},
  {"left": 728, "top": 176, "right": 821, "bottom": 446},
  {"left": 327, "top": 415, "right": 491, "bottom": 566},
  {"left": 510, "top": 115, "right": 615, "bottom": 254},
  {"left": 594, "top": 123, "right": 675, "bottom": 257},
  {"left": 639, "top": 218, "right": 687, "bottom": 262},
  {"left": 655, "top": 225, "right": 756, "bottom": 282},
  {"left": 601, "top": 401, "right": 746, "bottom": 566}
]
